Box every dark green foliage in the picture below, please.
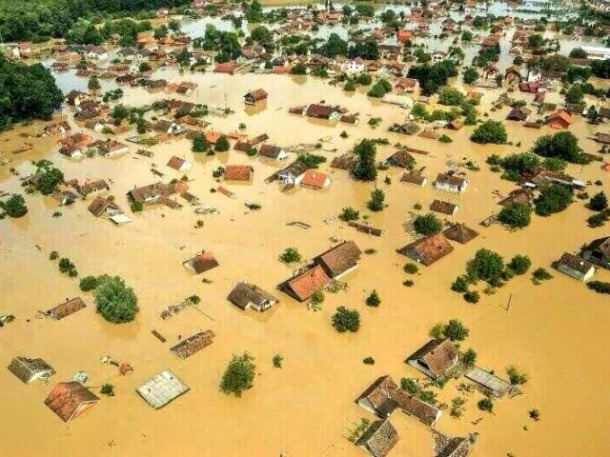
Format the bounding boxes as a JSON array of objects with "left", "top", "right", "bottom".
[
  {"left": 100, "top": 383, "right": 115, "bottom": 396},
  {"left": 407, "top": 60, "right": 457, "bottom": 95},
  {"left": 413, "top": 213, "right": 442, "bottom": 235},
  {"left": 33, "top": 163, "right": 64, "bottom": 195},
  {"left": 297, "top": 153, "right": 326, "bottom": 168},
  {"left": 463, "top": 67, "right": 479, "bottom": 84},
  {"left": 220, "top": 352, "right": 256, "bottom": 396},
  {"left": 591, "top": 59, "right": 610, "bottom": 79},
  {"left": 214, "top": 135, "right": 230, "bottom": 152},
  {"left": 58, "top": 258, "right": 77, "bottom": 277},
  {"left": 290, "top": 63, "right": 307, "bottom": 75},
  {"left": 532, "top": 131, "right": 586, "bottom": 164},
  {"left": 470, "top": 120, "right": 507, "bottom": 144},
  {"left": 587, "top": 281, "right": 610, "bottom": 294},
  {"left": 507, "top": 366, "right": 528, "bottom": 385},
  {"left": 365, "top": 290, "right": 380, "bottom": 307},
  {"left": 319, "top": 33, "right": 348, "bottom": 57},
  {"left": 0, "top": 194, "right": 28, "bottom": 218},
  {"left": 0, "top": 56, "right": 63, "bottom": 131},
  {"left": 529, "top": 409, "right": 541, "bottom": 421},
  {"left": 272, "top": 354, "right": 283, "bottom": 368},
  {"left": 467, "top": 249, "right": 505, "bottom": 284},
  {"left": 79, "top": 275, "right": 99, "bottom": 292},
  {"left": 94, "top": 275, "right": 139, "bottom": 323},
  {"left": 339, "top": 207, "right": 360, "bottom": 222},
  {"left": 565, "top": 85, "right": 584, "bottom": 104},
  {"left": 352, "top": 139, "right": 377, "bottom": 181},
  {"left": 400, "top": 377, "right": 438, "bottom": 404},
  {"left": 498, "top": 202, "right": 532, "bottom": 228},
  {"left": 451, "top": 276, "right": 469, "bottom": 293},
  {"left": 367, "top": 188, "right": 385, "bottom": 212},
  {"left": 130, "top": 201, "right": 143, "bottom": 212},
  {"left": 532, "top": 267, "right": 552, "bottom": 281},
  {"left": 280, "top": 247, "right": 301, "bottom": 263},
  {"left": 478, "top": 398, "right": 494, "bottom": 412},
  {"left": 463, "top": 290, "right": 480, "bottom": 303},
  {"left": 587, "top": 211, "right": 610, "bottom": 228},
  {"left": 363, "top": 357, "right": 375, "bottom": 365},
  {"left": 442, "top": 319, "right": 470, "bottom": 341},
  {"left": 439, "top": 134, "right": 453, "bottom": 143},
  {"left": 589, "top": 192, "right": 608, "bottom": 211},
  {"left": 332, "top": 306, "right": 360, "bottom": 333},
  {"left": 534, "top": 184, "right": 573, "bottom": 216},
  {"left": 348, "top": 39, "right": 379, "bottom": 60},
  {"left": 367, "top": 79, "right": 392, "bottom": 98},
  {"left": 508, "top": 255, "right": 531, "bottom": 275},
  {"left": 250, "top": 25, "right": 272, "bottom": 44},
  {"left": 461, "top": 348, "right": 477, "bottom": 366},
  {"left": 404, "top": 263, "right": 419, "bottom": 274},
  {"left": 192, "top": 133, "right": 208, "bottom": 152},
  {"left": 438, "top": 87, "right": 465, "bottom": 106}
]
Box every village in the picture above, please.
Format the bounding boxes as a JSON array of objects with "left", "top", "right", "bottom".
[{"left": 1, "top": 0, "right": 610, "bottom": 456}]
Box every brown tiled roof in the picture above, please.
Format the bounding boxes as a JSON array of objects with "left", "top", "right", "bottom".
[
  {"left": 258, "top": 144, "right": 283, "bottom": 159},
  {"left": 443, "top": 223, "right": 479, "bottom": 244},
  {"left": 386, "top": 150, "right": 415, "bottom": 168},
  {"left": 167, "top": 156, "right": 187, "bottom": 170},
  {"left": 408, "top": 339, "right": 459, "bottom": 378},
  {"left": 286, "top": 265, "right": 331, "bottom": 301},
  {"left": 170, "top": 330, "right": 215, "bottom": 359},
  {"left": 224, "top": 165, "right": 253, "bottom": 181},
  {"left": 401, "top": 170, "right": 427, "bottom": 185},
  {"left": 436, "top": 437, "right": 470, "bottom": 457},
  {"left": 430, "top": 199, "right": 458, "bottom": 215},
  {"left": 435, "top": 173, "right": 466, "bottom": 188},
  {"left": 228, "top": 282, "right": 278, "bottom": 310},
  {"left": 499, "top": 189, "right": 532, "bottom": 206},
  {"left": 244, "top": 88, "right": 268, "bottom": 101},
  {"left": 47, "top": 298, "right": 86, "bottom": 320},
  {"left": 557, "top": 252, "right": 593, "bottom": 274},
  {"left": 8, "top": 357, "right": 55, "bottom": 383},
  {"left": 398, "top": 234, "right": 454, "bottom": 266},
  {"left": 306, "top": 104, "right": 335, "bottom": 119},
  {"left": 357, "top": 419, "right": 399, "bottom": 457},
  {"left": 88, "top": 196, "right": 119, "bottom": 217},
  {"left": 587, "top": 236, "right": 610, "bottom": 258},
  {"left": 315, "top": 241, "right": 361, "bottom": 278},
  {"left": 184, "top": 252, "right": 219, "bottom": 274},
  {"left": 300, "top": 170, "right": 329, "bottom": 189},
  {"left": 44, "top": 382, "right": 99, "bottom": 422},
  {"left": 330, "top": 153, "right": 358, "bottom": 170}
]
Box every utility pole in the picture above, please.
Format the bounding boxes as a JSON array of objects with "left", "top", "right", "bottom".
[{"left": 506, "top": 293, "right": 513, "bottom": 312}]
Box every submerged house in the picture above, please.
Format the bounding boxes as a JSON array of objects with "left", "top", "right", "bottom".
[
  {"left": 407, "top": 339, "right": 459, "bottom": 380},
  {"left": 167, "top": 156, "right": 193, "bottom": 172},
  {"left": 183, "top": 251, "right": 219, "bottom": 274},
  {"left": 280, "top": 265, "right": 332, "bottom": 302},
  {"left": 136, "top": 370, "right": 189, "bottom": 409},
  {"left": 555, "top": 252, "right": 595, "bottom": 281},
  {"left": 300, "top": 170, "right": 331, "bottom": 189},
  {"left": 313, "top": 241, "right": 362, "bottom": 279},
  {"left": 357, "top": 376, "right": 441, "bottom": 427},
  {"left": 385, "top": 149, "right": 416, "bottom": 169},
  {"left": 258, "top": 144, "right": 288, "bottom": 161},
  {"left": 443, "top": 223, "right": 479, "bottom": 245},
  {"left": 582, "top": 236, "right": 610, "bottom": 269},
  {"left": 356, "top": 418, "right": 399, "bottom": 457},
  {"left": 224, "top": 165, "right": 254, "bottom": 182},
  {"left": 44, "top": 382, "right": 99, "bottom": 422},
  {"left": 435, "top": 436, "right": 471, "bottom": 457},
  {"left": 434, "top": 173, "right": 468, "bottom": 193},
  {"left": 170, "top": 330, "right": 215, "bottom": 359},
  {"left": 305, "top": 104, "right": 340, "bottom": 120},
  {"left": 244, "top": 88, "right": 268, "bottom": 105},
  {"left": 274, "top": 161, "right": 310, "bottom": 185},
  {"left": 46, "top": 297, "right": 86, "bottom": 320},
  {"left": 227, "top": 282, "right": 279, "bottom": 312},
  {"left": 465, "top": 367, "right": 519, "bottom": 398},
  {"left": 8, "top": 357, "right": 55, "bottom": 384},
  {"left": 430, "top": 199, "right": 459, "bottom": 216},
  {"left": 397, "top": 234, "right": 454, "bottom": 266}
]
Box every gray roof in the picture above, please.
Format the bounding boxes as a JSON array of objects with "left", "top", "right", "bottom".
[
  {"left": 136, "top": 370, "right": 189, "bottom": 409},
  {"left": 227, "top": 282, "right": 278, "bottom": 310},
  {"left": 8, "top": 357, "right": 55, "bottom": 383}
]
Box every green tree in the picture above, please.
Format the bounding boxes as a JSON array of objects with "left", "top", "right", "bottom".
[
  {"left": 139, "top": 62, "right": 152, "bottom": 72},
  {"left": 463, "top": 67, "right": 479, "bottom": 84},
  {"left": 534, "top": 184, "right": 573, "bottom": 216},
  {"left": 528, "top": 34, "right": 544, "bottom": 49},
  {"left": 498, "top": 202, "right": 532, "bottom": 228},
  {"left": 467, "top": 249, "right": 505, "bottom": 283},
  {"left": 100, "top": 383, "right": 115, "bottom": 396},
  {"left": 272, "top": 354, "right": 283, "bottom": 368},
  {"left": 565, "top": 85, "right": 584, "bottom": 104},
  {"left": 33, "top": 164, "right": 64, "bottom": 195},
  {"left": 413, "top": 213, "right": 442, "bottom": 235},
  {"left": 589, "top": 191, "right": 608, "bottom": 211},
  {"left": 215, "top": 135, "right": 230, "bottom": 152},
  {"left": 438, "top": 87, "right": 465, "bottom": 106},
  {"left": 366, "top": 290, "right": 381, "bottom": 307},
  {"left": 462, "top": 348, "right": 477, "bottom": 366},
  {"left": 319, "top": 33, "right": 348, "bottom": 57},
  {"left": 290, "top": 63, "right": 307, "bottom": 75},
  {"left": 507, "top": 366, "right": 528, "bottom": 385},
  {"left": 250, "top": 25, "right": 272, "bottom": 44},
  {"left": 280, "top": 247, "right": 301, "bottom": 263},
  {"left": 532, "top": 131, "right": 585, "bottom": 164},
  {"left": 470, "top": 120, "right": 507, "bottom": 144},
  {"left": 478, "top": 398, "right": 494, "bottom": 413},
  {"left": 443, "top": 319, "right": 470, "bottom": 341},
  {"left": 1, "top": 194, "right": 28, "bottom": 218},
  {"left": 352, "top": 139, "right": 377, "bottom": 181},
  {"left": 88, "top": 76, "right": 101, "bottom": 93},
  {"left": 508, "top": 255, "right": 532, "bottom": 275},
  {"left": 367, "top": 188, "right": 385, "bottom": 212},
  {"left": 79, "top": 275, "right": 98, "bottom": 292},
  {"left": 339, "top": 207, "right": 360, "bottom": 222},
  {"left": 192, "top": 133, "right": 208, "bottom": 152},
  {"left": 367, "top": 79, "right": 391, "bottom": 98},
  {"left": 220, "top": 352, "right": 256, "bottom": 396},
  {"left": 94, "top": 275, "right": 139, "bottom": 323},
  {"left": 332, "top": 306, "right": 360, "bottom": 332}
]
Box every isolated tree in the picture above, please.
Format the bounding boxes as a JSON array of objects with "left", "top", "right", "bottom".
[
  {"left": 438, "top": 87, "right": 465, "bottom": 106},
  {"left": 443, "top": 319, "right": 470, "bottom": 341},
  {"left": 192, "top": 132, "right": 208, "bottom": 152},
  {"left": 220, "top": 352, "right": 256, "bottom": 396},
  {"left": 367, "top": 188, "right": 385, "bottom": 211},
  {"left": 508, "top": 255, "right": 531, "bottom": 275},
  {"left": 565, "top": 85, "right": 584, "bottom": 104},
  {"left": 34, "top": 165, "right": 64, "bottom": 195},
  {"left": 507, "top": 366, "right": 528, "bottom": 385},
  {"left": 280, "top": 247, "right": 301, "bottom": 263},
  {"left": 534, "top": 184, "right": 573, "bottom": 216},
  {"left": 467, "top": 249, "right": 505, "bottom": 283},
  {"left": 352, "top": 139, "right": 377, "bottom": 181},
  {"left": 215, "top": 135, "right": 230, "bottom": 152},
  {"left": 1, "top": 194, "right": 28, "bottom": 218},
  {"left": 589, "top": 191, "right": 608, "bottom": 211},
  {"left": 461, "top": 348, "right": 477, "bottom": 366},
  {"left": 413, "top": 213, "right": 442, "bottom": 235},
  {"left": 478, "top": 398, "right": 494, "bottom": 413},
  {"left": 79, "top": 275, "right": 99, "bottom": 292},
  {"left": 532, "top": 131, "right": 584, "bottom": 164},
  {"left": 332, "top": 306, "right": 360, "bottom": 332},
  {"left": 339, "top": 207, "right": 360, "bottom": 222},
  {"left": 366, "top": 290, "right": 381, "bottom": 307},
  {"left": 498, "top": 202, "right": 532, "bottom": 228},
  {"left": 94, "top": 275, "right": 139, "bottom": 323},
  {"left": 470, "top": 120, "right": 507, "bottom": 144},
  {"left": 88, "top": 76, "right": 101, "bottom": 93}
]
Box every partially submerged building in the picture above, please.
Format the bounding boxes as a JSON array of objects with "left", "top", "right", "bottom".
[
  {"left": 397, "top": 234, "right": 454, "bottom": 266},
  {"left": 313, "top": 241, "right": 362, "bottom": 279},
  {"left": 434, "top": 173, "right": 468, "bottom": 193},
  {"left": 280, "top": 265, "right": 332, "bottom": 302},
  {"left": 443, "top": 223, "right": 479, "bottom": 245},
  {"left": 406, "top": 339, "right": 459, "bottom": 380},
  {"left": 227, "top": 282, "right": 279, "bottom": 312},
  {"left": 582, "top": 236, "right": 610, "bottom": 269},
  {"left": 170, "top": 330, "right": 215, "bottom": 359},
  {"left": 183, "top": 251, "right": 219, "bottom": 274},
  {"left": 46, "top": 297, "right": 86, "bottom": 320},
  {"left": 555, "top": 252, "right": 595, "bottom": 281},
  {"left": 356, "top": 418, "right": 399, "bottom": 457},
  {"left": 44, "top": 382, "right": 99, "bottom": 422},
  {"left": 465, "top": 367, "right": 519, "bottom": 398},
  {"left": 8, "top": 357, "right": 55, "bottom": 384},
  {"left": 136, "top": 370, "right": 189, "bottom": 409}
]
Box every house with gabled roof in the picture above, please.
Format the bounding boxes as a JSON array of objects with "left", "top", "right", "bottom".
[
  {"left": 46, "top": 297, "right": 86, "bottom": 320},
  {"left": 170, "top": 330, "right": 215, "bottom": 359},
  {"left": 280, "top": 265, "right": 331, "bottom": 302},
  {"left": 407, "top": 339, "right": 459, "bottom": 379},
  {"left": 313, "top": 241, "right": 362, "bottom": 279},
  {"left": 183, "top": 251, "right": 219, "bottom": 274},
  {"left": 244, "top": 88, "right": 268, "bottom": 105},
  {"left": 555, "top": 252, "right": 595, "bottom": 281},
  {"left": 397, "top": 234, "right": 454, "bottom": 266},
  {"left": 136, "top": 370, "right": 189, "bottom": 409},
  {"left": 167, "top": 156, "right": 193, "bottom": 172},
  {"left": 300, "top": 170, "right": 331, "bottom": 189},
  {"left": 431, "top": 199, "right": 459, "bottom": 216},
  {"left": 385, "top": 149, "right": 416, "bottom": 169},
  {"left": 228, "top": 282, "right": 279, "bottom": 312},
  {"left": 8, "top": 357, "right": 55, "bottom": 384},
  {"left": 259, "top": 144, "right": 288, "bottom": 161},
  {"left": 582, "top": 236, "right": 610, "bottom": 269},
  {"left": 443, "top": 223, "right": 479, "bottom": 244},
  {"left": 44, "top": 382, "right": 99, "bottom": 422},
  {"left": 356, "top": 418, "right": 399, "bottom": 457},
  {"left": 434, "top": 173, "right": 468, "bottom": 193}
]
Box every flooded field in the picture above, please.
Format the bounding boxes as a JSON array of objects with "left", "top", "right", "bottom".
[{"left": 2, "top": 12, "right": 610, "bottom": 457}]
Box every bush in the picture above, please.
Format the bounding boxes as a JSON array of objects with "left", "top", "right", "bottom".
[
  {"left": 220, "top": 352, "right": 256, "bottom": 396},
  {"left": 49, "top": 251, "right": 59, "bottom": 261},
  {"left": 363, "top": 357, "right": 375, "bottom": 365},
  {"left": 535, "top": 184, "right": 573, "bottom": 216},
  {"left": 215, "top": 135, "right": 230, "bottom": 152},
  {"left": 498, "top": 202, "right": 532, "bottom": 228},
  {"left": 366, "top": 290, "right": 381, "bottom": 307},
  {"left": 506, "top": 366, "right": 528, "bottom": 385},
  {"left": 1, "top": 194, "right": 28, "bottom": 218},
  {"left": 442, "top": 319, "right": 470, "bottom": 341},
  {"left": 467, "top": 249, "right": 505, "bottom": 284},
  {"left": 438, "top": 87, "right": 465, "bottom": 106},
  {"left": 413, "top": 213, "right": 442, "bottom": 235},
  {"left": 58, "top": 258, "right": 77, "bottom": 276},
  {"left": 367, "top": 188, "right": 385, "bottom": 212},
  {"left": 94, "top": 275, "right": 139, "bottom": 323},
  {"left": 311, "top": 290, "right": 325, "bottom": 305},
  {"left": 192, "top": 132, "right": 208, "bottom": 152},
  {"left": 100, "top": 384, "right": 115, "bottom": 396},
  {"left": 532, "top": 267, "right": 552, "bottom": 281},
  {"left": 451, "top": 276, "right": 469, "bottom": 293},
  {"left": 332, "top": 306, "right": 360, "bottom": 332},
  {"left": 589, "top": 191, "right": 608, "bottom": 211},
  {"left": 462, "top": 348, "right": 477, "bottom": 366},
  {"left": 439, "top": 134, "right": 453, "bottom": 143},
  {"left": 463, "top": 290, "right": 480, "bottom": 303},
  {"left": 529, "top": 408, "right": 541, "bottom": 421},
  {"left": 272, "top": 354, "right": 283, "bottom": 368},
  {"left": 79, "top": 275, "right": 98, "bottom": 292},
  {"left": 404, "top": 263, "right": 419, "bottom": 274},
  {"left": 403, "top": 279, "right": 414, "bottom": 287},
  {"left": 339, "top": 207, "right": 360, "bottom": 222},
  {"left": 478, "top": 398, "right": 494, "bottom": 413},
  {"left": 130, "top": 201, "right": 143, "bottom": 212},
  {"left": 508, "top": 255, "right": 531, "bottom": 275},
  {"left": 587, "top": 281, "right": 610, "bottom": 294},
  {"left": 470, "top": 120, "right": 507, "bottom": 144},
  {"left": 280, "top": 247, "right": 301, "bottom": 263}
]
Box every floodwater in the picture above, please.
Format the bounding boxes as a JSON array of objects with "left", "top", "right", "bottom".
[{"left": 2, "top": 24, "right": 610, "bottom": 457}]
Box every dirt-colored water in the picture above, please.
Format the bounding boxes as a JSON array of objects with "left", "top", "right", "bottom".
[{"left": 1, "top": 71, "right": 609, "bottom": 457}]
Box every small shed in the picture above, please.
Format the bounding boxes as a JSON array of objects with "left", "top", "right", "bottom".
[
  {"left": 8, "top": 357, "right": 55, "bottom": 384},
  {"left": 170, "top": 330, "right": 215, "bottom": 359},
  {"left": 47, "top": 297, "right": 86, "bottom": 320},
  {"left": 136, "top": 370, "right": 189, "bottom": 409},
  {"left": 465, "top": 367, "right": 520, "bottom": 398}
]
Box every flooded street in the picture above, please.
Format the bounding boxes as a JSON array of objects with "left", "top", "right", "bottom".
[{"left": 2, "top": 3, "right": 610, "bottom": 456}]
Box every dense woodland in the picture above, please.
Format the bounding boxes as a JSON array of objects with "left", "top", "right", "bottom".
[
  {"left": 0, "top": 56, "right": 63, "bottom": 131},
  {"left": 0, "top": 0, "right": 187, "bottom": 42}
]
